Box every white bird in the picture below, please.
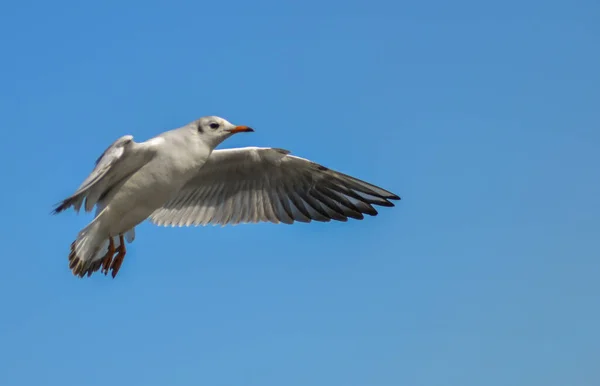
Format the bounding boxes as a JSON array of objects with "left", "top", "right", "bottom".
[{"left": 53, "top": 116, "right": 400, "bottom": 278}]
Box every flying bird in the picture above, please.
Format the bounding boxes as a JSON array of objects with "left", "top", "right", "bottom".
[{"left": 53, "top": 116, "right": 400, "bottom": 278}]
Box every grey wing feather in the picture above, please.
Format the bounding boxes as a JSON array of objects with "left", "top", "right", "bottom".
[
  {"left": 53, "top": 135, "right": 152, "bottom": 214},
  {"left": 149, "top": 147, "right": 400, "bottom": 227}
]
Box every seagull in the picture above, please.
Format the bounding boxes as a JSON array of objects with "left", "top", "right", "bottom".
[{"left": 53, "top": 116, "right": 400, "bottom": 278}]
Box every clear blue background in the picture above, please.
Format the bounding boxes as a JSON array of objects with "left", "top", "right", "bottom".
[{"left": 0, "top": 1, "right": 598, "bottom": 385}]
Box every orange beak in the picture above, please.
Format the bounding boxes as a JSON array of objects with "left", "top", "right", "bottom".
[{"left": 228, "top": 125, "right": 254, "bottom": 133}]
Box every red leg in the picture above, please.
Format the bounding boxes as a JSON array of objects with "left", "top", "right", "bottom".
[{"left": 110, "top": 234, "right": 126, "bottom": 278}]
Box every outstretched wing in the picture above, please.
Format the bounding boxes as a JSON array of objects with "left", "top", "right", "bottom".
[
  {"left": 149, "top": 147, "right": 400, "bottom": 226},
  {"left": 53, "top": 135, "right": 153, "bottom": 214}
]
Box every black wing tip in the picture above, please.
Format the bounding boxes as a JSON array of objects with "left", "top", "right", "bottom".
[
  {"left": 383, "top": 193, "right": 401, "bottom": 202},
  {"left": 51, "top": 196, "right": 82, "bottom": 215},
  {"left": 51, "top": 202, "right": 68, "bottom": 215}
]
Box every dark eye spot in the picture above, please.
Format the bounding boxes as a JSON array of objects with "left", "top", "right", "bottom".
[{"left": 209, "top": 122, "right": 220, "bottom": 130}]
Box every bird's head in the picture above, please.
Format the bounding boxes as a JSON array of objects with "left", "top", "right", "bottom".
[{"left": 193, "top": 116, "right": 254, "bottom": 148}]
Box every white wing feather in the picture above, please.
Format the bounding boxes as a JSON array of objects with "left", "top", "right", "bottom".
[{"left": 149, "top": 147, "right": 400, "bottom": 227}]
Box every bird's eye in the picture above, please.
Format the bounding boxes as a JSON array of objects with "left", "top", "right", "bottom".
[{"left": 209, "top": 122, "right": 220, "bottom": 130}]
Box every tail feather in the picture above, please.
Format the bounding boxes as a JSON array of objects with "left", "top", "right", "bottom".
[
  {"left": 69, "top": 223, "right": 104, "bottom": 277},
  {"left": 70, "top": 226, "right": 136, "bottom": 278}
]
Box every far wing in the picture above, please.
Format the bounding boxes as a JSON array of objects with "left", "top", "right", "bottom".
[
  {"left": 149, "top": 147, "right": 400, "bottom": 227},
  {"left": 53, "top": 135, "right": 152, "bottom": 214}
]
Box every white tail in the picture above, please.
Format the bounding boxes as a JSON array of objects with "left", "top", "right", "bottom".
[
  {"left": 68, "top": 220, "right": 104, "bottom": 277},
  {"left": 69, "top": 224, "right": 136, "bottom": 278}
]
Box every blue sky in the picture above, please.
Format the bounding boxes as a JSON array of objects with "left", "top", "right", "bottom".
[{"left": 0, "top": 0, "right": 599, "bottom": 385}]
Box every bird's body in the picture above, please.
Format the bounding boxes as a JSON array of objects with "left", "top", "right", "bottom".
[
  {"left": 99, "top": 128, "right": 211, "bottom": 236},
  {"left": 54, "top": 116, "right": 400, "bottom": 278}
]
